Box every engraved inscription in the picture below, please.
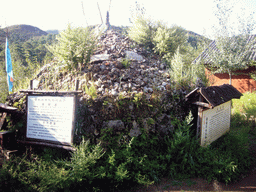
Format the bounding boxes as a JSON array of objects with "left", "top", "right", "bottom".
[
  {"left": 201, "top": 101, "right": 231, "bottom": 146},
  {"left": 27, "top": 96, "right": 74, "bottom": 144}
]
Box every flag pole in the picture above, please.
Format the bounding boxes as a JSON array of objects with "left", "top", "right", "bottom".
[
  {"left": 5, "top": 25, "right": 9, "bottom": 95},
  {"left": 5, "top": 24, "right": 14, "bottom": 94},
  {"left": 6, "top": 25, "right": 8, "bottom": 38}
]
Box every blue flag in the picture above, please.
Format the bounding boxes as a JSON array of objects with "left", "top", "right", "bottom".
[{"left": 5, "top": 38, "right": 13, "bottom": 92}]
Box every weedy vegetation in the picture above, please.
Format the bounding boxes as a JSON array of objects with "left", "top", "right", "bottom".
[{"left": 0, "top": 95, "right": 255, "bottom": 191}]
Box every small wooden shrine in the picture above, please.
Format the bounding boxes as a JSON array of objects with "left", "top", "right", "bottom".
[{"left": 186, "top": 84, "right": 243, "bottom": 146}]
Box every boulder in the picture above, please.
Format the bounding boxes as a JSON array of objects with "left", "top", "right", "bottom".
[
  {"left": 129, "top": 120, "right": 141, "bottom": 137},
  {"left": 90, "top": 54, "right": 110, "bottom": 63},
  {"left": 102, "top": 120, "right": 125, "bottom": 131},
  {"left": 125, "top": 51, "right": 144, "bottom": 61}
]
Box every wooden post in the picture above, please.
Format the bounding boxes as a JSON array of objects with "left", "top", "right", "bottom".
[
  {"left": 74, "top": 79, "right": 79, "bottom": 144},
  {"left": 30, "top": 80, "right": 33, "bottom": 90},
  {"left": 197, "top": 95, "right": 203, "bottom": 139},
  {"left": 0, "top": 112, "right": 7, "bottom": 129},
  {"left": 75, "top": 79, "right": 80, "bottom": 91}
]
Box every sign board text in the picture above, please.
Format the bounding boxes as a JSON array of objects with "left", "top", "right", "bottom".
[
  {"left": 201, "top": 100, "right": 231, "bottom": 146},
  {"left": 27, "top": 95, "right": 75, "bottom": 145}
]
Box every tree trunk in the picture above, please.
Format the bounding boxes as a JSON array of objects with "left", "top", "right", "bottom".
[{"left": 228, "top": 70, "right": 232, "bottom": 85}]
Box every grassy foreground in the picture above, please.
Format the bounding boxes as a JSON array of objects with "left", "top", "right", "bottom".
[{"left": 0, "top": 93, "right": 255, "bottom": 192}]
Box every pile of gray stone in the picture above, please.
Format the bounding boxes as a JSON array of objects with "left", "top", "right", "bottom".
[
  {"left": 85, "top": 29, "right": 170, "bottom": 98},
  {"left": 35, "top": 29, "right": 171, "bottom": 100},
  {"left": 7, "top": 29, "right": 191, "bottom": 144}
]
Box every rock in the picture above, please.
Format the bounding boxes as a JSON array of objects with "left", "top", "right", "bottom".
[
  {"left": 160, "top": 63, "right": 166, "bottom": 70},
  {"left": 129, "top": 121, "right": 141, "bottom": 137},
  {"left": 102, "top": 120, "right": 125, "bottom": 131},
  {"left": 129, "top": 103, "right": 134, "bottom": 111},
  {"left": 143, "top": 87, "right": 148, "bottom": 93},
  {"left": 125, "top": 51, "right": 144, "bottom": 61},
  {"left": 90, "top": 54, "right": 110, "bottom": 63},
  {"left": 100, "top": 64, "right": 106, "bottom": 71},
  {"left": 157, "top": 113, "right": 169, "bottom": 124},
  {"left": 162, "top": 82, "right": 167, "bottom": 87},
  {"left": 143, "top": 118, "right": 156, "bottom": 133},
  {"left": 147, "top": 88, "right": 153, "bottom": 93},
  {"left": 110, "top": 89, "right": 118, "bottom": 96}
]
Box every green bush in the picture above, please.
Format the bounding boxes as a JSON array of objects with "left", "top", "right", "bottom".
[
  {"left": 0, "top": 154, "right": 70, "bottom": 191},
  {"left": 0, "top": 110, "right": 252, "bottom": 191},
  {"left": 232, "top": 92, "right": 256, "bottom": 122},
  {"left": 128, "top": 15, "right": 156, "bottom": 51},
  {"left": 66, "top": 139, "right": 105, "bottom": 183},
  {"left": 47, "top": 24, "right": 98, "bottom": 71},
  {"left": 168, "top": 47, "right": 208, "bottom": 89},
  {"left": 0, "top": 69, "right": 8, "bottom": 102},
  {"left": 84, "top": 83, "right": 97, "bottom": 99},
  {"left": 153, "top": 26, "right": 171, "bottom": 57},
  {"left": 128, "top": 17, "right": 188, "bottom": 58},
  {"left": 153, "top": 25, "right": 187, "bottom": 59},
  {"left": 168, "top": 48, "right": 193, "bottom": 88}
]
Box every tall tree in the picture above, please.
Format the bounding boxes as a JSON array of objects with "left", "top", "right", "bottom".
[{"left": 203, "top": 0, "right": 256, "bottom": 85}]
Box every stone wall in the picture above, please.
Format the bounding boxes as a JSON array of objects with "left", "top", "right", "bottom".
[{"left": 75, "top": 88, "right": 192, "bottom": 145}]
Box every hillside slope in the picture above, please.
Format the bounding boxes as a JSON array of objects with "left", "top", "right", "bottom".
[{"left": 1, "top": 24, "right": 48, "bottom": 42}]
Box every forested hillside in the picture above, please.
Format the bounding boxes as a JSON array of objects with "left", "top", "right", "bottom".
[
  {"left": 1, "top": 24, "right": 48, "bottom": 42},
  {"left": 0, "top": 25, "right": 56, "bottom": 102}
]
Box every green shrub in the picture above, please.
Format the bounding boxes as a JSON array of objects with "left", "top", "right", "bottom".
[
  {"left": 168, "top": 47, "right": 208, "bottom": 89},
  {"left": 153, "top": 26, "right": 171, "bottom": 57},
  {"left": 0, "top": 69, "right": 8, "bottom": 102},
  {"left": 0, "top": 110, "right": 252, "bottom": 191},
  {"left": 66, "top": 139, "right": 105, "bottom": 186},
  {"left": 153, "top": 25, "right": 187, "bottom": 59},
  {"left": 47, "top": 24, "right": 98, "bottom": 71},
  {"left": 168, "top": 48, "right": 193, "bottom": 88},
  {"left": 0, "top": 154, "right": 70, "bottom": 192},
  {"left": 232, "top": 92, "right": 256, "bottom": 122},
  {"left": 121, "top": 58, "right": 131, "bottom": 68},
  {"left": 128, "top": 15, "right": 156, "bottom": 51},
  {"left": 84, "top": 82, "right": 97, "bottom": 99}
]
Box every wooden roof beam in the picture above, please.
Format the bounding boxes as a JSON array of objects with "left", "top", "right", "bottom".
[{"left": 192, "top": 101, "right": 212, "bottom": 109}]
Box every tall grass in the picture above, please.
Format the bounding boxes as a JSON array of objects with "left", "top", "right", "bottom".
[{"left": 232, "top": 92, "right": 256, "bottom": 122}]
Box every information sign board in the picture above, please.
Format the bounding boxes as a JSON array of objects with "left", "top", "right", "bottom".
[
  {"left": 26, "top": 95, "right": 75, "bottom": 145},
  {"left": 201, "top": 100, "right": 231, "bottom": 146}
]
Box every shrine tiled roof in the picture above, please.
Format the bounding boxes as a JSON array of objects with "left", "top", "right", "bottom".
[
  {"left": 186, "top": 84, "right": 243, "bottom": 108},
  {"left": 193, "top": 35, "right": 256, "bottom": 64}
]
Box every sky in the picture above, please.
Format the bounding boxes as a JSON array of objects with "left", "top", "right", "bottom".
[{"left": 1, "top": 0, "right": 256, "bottom": 38}]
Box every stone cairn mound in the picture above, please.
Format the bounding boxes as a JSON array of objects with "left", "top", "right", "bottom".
[
  {"left": 35, "top": 29, "right": 171, "bottom": 100},
  {"left": 6, "top": 29, "right": 191, "bottom": 143}
]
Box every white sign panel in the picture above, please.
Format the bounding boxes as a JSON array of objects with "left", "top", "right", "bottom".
[
  {"left": 27, "top": 96, "right": 75, "bottom": 144},
  {"left": 201, "top": 101, "right": 231, "bottom": 146}
]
